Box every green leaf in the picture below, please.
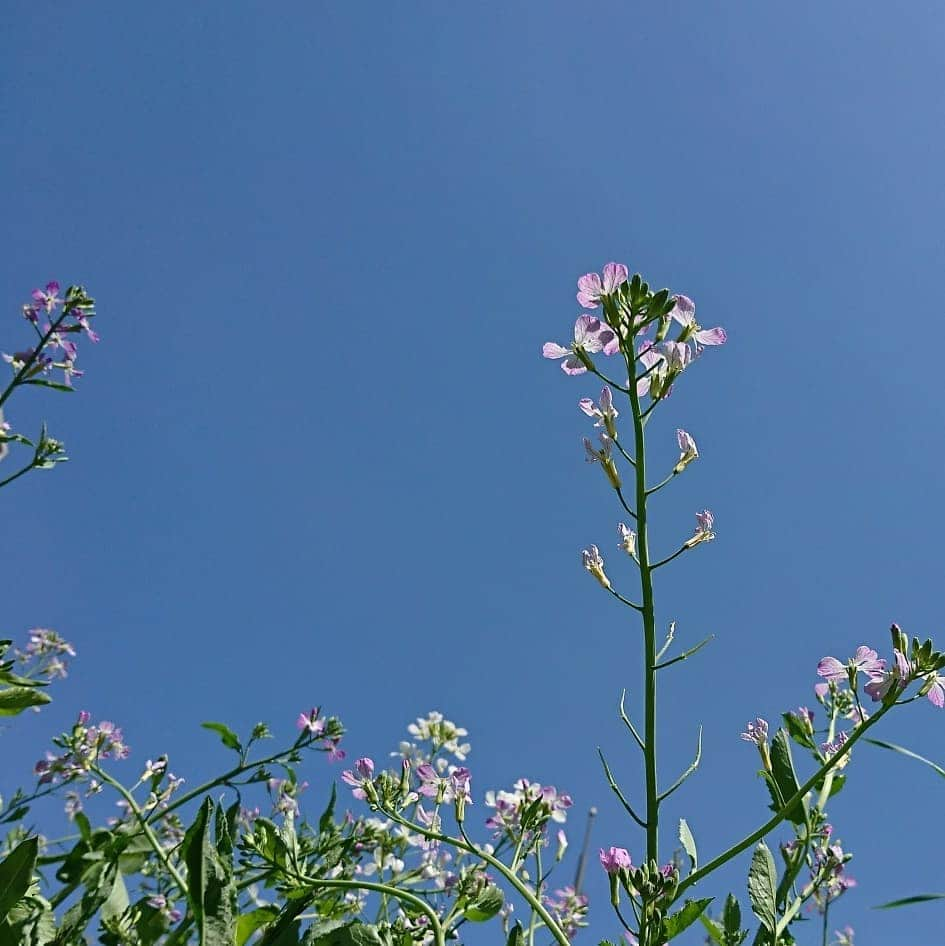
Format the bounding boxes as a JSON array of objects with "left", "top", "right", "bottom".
[
  {"left": 180, "top": 798, "right": 237, "bottom": 946},
  {"left": 0, "top": 837, "right": 38, "bottom": 921},
  {"left": 237, "top": 906, "right": 280, "bottom": 945},
  {"left": 465, "top": 885, "right": 505, "bottom": 922},
  {"left": 699, "top": 914, "right": 725, "bottom": 945},
  {"left": 678, "top": 818, "right": 698, "bottom": 872},
  {"left": 100, "top": 869, "right": 130, "bottom": 923},
  {"left": 319, "top": 783, "right": 337, "bottom": 834},
  {"left": 875, "top": 893, "right": 945, "bottom": 909},
  {"left": 506, "top": 922, "right": 525, "bottom": 946},
  {"left": 0, "top": 687, "right": 51, "bottom": 716},
  {"left": 662, "top": 898, "right": 712, "bottom": 939},
  {"left": 305, "top": 922, "right": 383, "bottom": 946},
  {"left": 767, "top": 730, "right": 805, "bottom": 824},
  {"left": 747, "top": 842, "right": 778, "bottom": 933},
  {"left": 201, "top": 721, "right": 243, "bottom": 754},
  {"left": 723, "top": 893, "right": 743, "bottom": 939},
  {"left": 866, "top": 738, "right": 945, "bottom": 779}
]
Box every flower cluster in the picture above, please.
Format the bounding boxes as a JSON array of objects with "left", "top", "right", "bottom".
[
  {"left": 14, "top": 628, "right": 75, "bottom": 681},
  {"left": 35, "top": 712, "right": 130, "bottom": 785},
  {"left": 5, "top": 282, "right": 98, "bottom": 389}
]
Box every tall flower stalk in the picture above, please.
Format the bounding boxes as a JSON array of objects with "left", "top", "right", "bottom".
[{"left": 544, "top": 262, "right": 944, "bottom": 945}]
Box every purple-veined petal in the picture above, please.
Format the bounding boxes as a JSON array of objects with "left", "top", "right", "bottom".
[
  {"left": 817, "top": 657, "right": 846, "bottom": 682},
  {"left": 602, "top": 263, "right": 629, "bottom": 294},
  {"left": 562, "top": 355, "right": 587, "bottom": 375},
  {"left": 695, "top": 327, "right": 727, "bottom": 346},
  {"left": 670, "top": 294, "right": 696, "bottom": 326}
]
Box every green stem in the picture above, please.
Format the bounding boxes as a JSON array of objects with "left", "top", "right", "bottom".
[
  {"left": 675, "top": 703, "right": 892, "bottom": 899},
  {"left": 148, "top": 742, "right": 314, "bottom": 824},
  {"left": 90, "top": 765, "right": 189, "bottom": 898},
  {"left": 0, "top": 310, "right": 69, "bottom": 410},
  {"left": 627, "top": 351, "right": 658, "bottom": 863},
  {"left": 380, "top": 806, "right": 571, "bottom": 946},
  {"left": 0, "top": 461, "right": 37, "bottom": 490}
]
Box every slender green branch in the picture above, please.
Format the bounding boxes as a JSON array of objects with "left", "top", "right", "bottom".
[
  {"left": 650, "top": 545, "right": 689, "bottom": 571},
  {"left": 652, "top": 635, "right": 714, "bottom": 671},
  {"left": 301, "top": 876, "right": 445, "bottom": 946},
  {"left": 0, "top": 460, "right": 37, "bottom": 490},
  {"left": 612, "top": 437, "right": 637, "bottom": 468},
  {"left": 615, "top": 487, "right": 638, "bottom": 521},
  {"left": 674, "top": 703, "right": 892, "bottom": 899},
  {"left": 0, "top": 308, "right": 72, "bottom": 410},
  {"left": 589, "top": 366, "right": 630, "bottom": 395},
  {"left": 645, "top": 470, "right": 677, "bottom": 497},
  {"left": 378, "top": 806, "right": 571, "bottom": 946},
  {"left": 598, "top": 749, "right": 647, "bottom": 829},
  {"left": 148, "top": 741, "right": 319, "bottom": 824},
  {"left": 90, "top": 765, "right": 189, "bottom": 899},
  {"left": 609, "top": 588, "right": 643, "bottom": 612},
  {"left": 618, "top": 689, "right": 646, "bottom": 752},
  {"left": 657, "top": 727, "right": 702, "bottom": 802}
]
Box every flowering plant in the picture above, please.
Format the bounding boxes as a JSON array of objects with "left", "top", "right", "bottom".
[{"left": 2, "top": 270, "right": 943, "bottom": 946}]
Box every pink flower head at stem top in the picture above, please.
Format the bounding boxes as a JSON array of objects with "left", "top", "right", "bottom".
[
  {"left": 32, "top": 282, "right": 62, "bottom": 314},
  {"left": 817, "top": 646, "right": 886, "bottom": 686},
  {"left": 577, "top": 263, "right": 629, "bottom": 309},
  {"left": 340, "top": 757, "right": 375, "bottom": 799},
  {"left": 599, "top": 846, "right": 632, "bottom": 874},
  {"left": 740, "top": 718, "right": 768, "bottom": 746},
  {"left": 670, "top": 294, "right": 726, "bottom": 349},
  {"left": 296, "top": 708, "right": 326, "bottom": 736},
  {"left": 543, "top": 316, "right": 619, "bottom": 375}
]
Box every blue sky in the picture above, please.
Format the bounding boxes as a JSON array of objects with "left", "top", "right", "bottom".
[{"left": 3, "top": 2, "right": 945, "bottom": 942}]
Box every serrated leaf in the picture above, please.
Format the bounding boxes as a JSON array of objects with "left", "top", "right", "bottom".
[
  {"left": 747, "top": 842, "right": 778, "bottom": 933},
  {"left": 0, "top": 837, "right": 38, "bottom": 921},
  {"left": 767, "top": 730, "right": 804, "bottom": 824},
  {"left": 678, "top": 818, "right": 697, "bottom": 872},
  {"left": 181, "top": 798, "right": 237, "bottom": 946},
  {"left": 201, "top": 721, "right": 243, "bottom": 754},
  {"left": 465, "top": 885, "right": 504, "bottom": 922},
  {"left": 0, "top": 687, "right": 51, "bottom": 716},
  {"left": 662, "top": 897, "right": 712, "bottom": 938}
]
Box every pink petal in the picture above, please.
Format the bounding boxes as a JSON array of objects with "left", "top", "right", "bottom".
[
  {"left": 602, "top": 263, "right": 629, "bottom": 294},
  {"left": 817, "top": 657, "right": 846, "bottom": 681},
  {"left": 578, "top": 398, "right": 597, "bottom": 417},
  {"left": 562, "top": 356, "right": 587, "bottom": 375},
  {"left": 695, "top": 327, "right": 726, "bottom": 346},
  {"left": 542, "top": 342, "right": 570, "bottom": 359},
  {"left": 670, "top": 294, "right": 695, "bottom": 326}
]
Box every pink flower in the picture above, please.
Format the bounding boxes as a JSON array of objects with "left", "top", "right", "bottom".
[
  {"left": 579, "top": 387, "right": 618, "bottom": 432},
  {"left": 670, "top": 294, "right": 726, "bottom": 349},
  {"left": 864, "top": 650, "right": 912, "bottom": 702},
  {"left": 296, "top": 708, "right": 326, "bottom": 735},
  {"left": 599, "top": 846, "right": 632, "bottom": 874},
  {"left": 341, "top": 757, "right": 374, "bottom": 799},
  {"left": 543, "top": 316, "right": 619, "bottom": 375},
  {"left": 31, "top": 282, "right": 62, "bottom": 314},
  {"left": 577, "top": 263, "right": 629, "bottom": 308},
  {"left": 685, "top": 510, "right": 715, "bottom": 548},
  {"left": 450, "top": 767, "right": 472, "bottom": 803},
  {"left": 925, "top": 673, "right": 945, "bottom": 708},
  {"left": 675, "top": 429, "right": 699, "bottom": 470},
  {"left": 740, "top": 718, "right": 768, "bottom": 745},
  {"left": 818, "top": 646, "right": 885, "bottom": 685}
]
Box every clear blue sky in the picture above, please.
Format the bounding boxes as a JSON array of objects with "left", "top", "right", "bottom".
[{"left": 3, "top": 2, "right": 945, "bottom": 943}]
